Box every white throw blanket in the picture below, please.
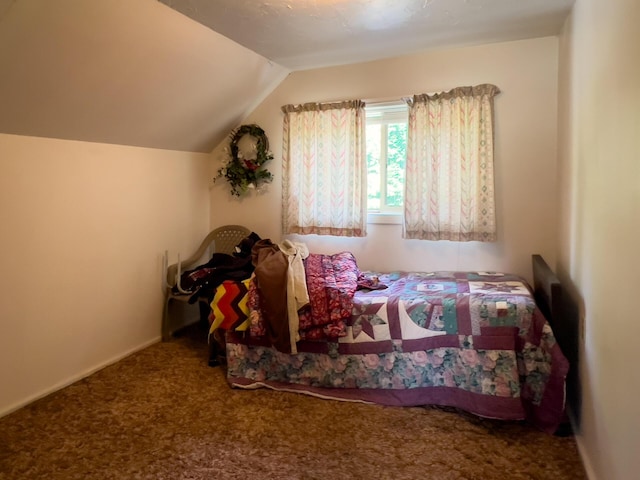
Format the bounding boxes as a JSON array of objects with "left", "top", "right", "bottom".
[{"left": 278, "top": 240, "right": 310, "bottom": 354}]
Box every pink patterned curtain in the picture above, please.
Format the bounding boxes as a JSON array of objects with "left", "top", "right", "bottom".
[
  {"left": 404, "top": 84, "right": 500, "bottom": 242},
  {"left": 281, "top": 100, "right": 367, "bottom": 237}
]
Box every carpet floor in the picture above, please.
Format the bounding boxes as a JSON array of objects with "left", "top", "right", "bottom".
[{"left": 0, "top": 325, "right": 587, "bottom": 480}]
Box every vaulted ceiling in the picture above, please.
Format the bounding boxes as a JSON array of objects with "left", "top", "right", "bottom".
[
  {"left": 0, "top": 0, "right": 287, "bottom": 153},
  {"left": 160, "top": 0, "right": 575, "bottom": 70},
  {"left": 0, "top": 0, "right": 574, "bottom": 153}
]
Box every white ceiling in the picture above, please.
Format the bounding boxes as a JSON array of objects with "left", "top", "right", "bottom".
[{"left": 159, "top": 0, "right": 575, "bottom": 70}]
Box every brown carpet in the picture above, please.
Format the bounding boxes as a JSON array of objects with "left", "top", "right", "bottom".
[{"left": 0, "top": 324, "right": 587, "bottom": 480}]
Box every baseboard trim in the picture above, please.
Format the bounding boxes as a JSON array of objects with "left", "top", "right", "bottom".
[
  {"left": 0, "top": 336, "right": 161, "bottom": 418},
  {"left": 574, "top": 434, "right": 597, "bottom": 480}
]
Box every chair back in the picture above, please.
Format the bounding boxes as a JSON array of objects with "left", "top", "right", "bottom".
[{"left": 166, "top": 225, "right": 251, "bottom": 286}]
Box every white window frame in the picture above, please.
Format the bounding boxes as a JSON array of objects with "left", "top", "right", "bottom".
[{"left": 365, "top": 102, "right": 407, "bottom": 224}]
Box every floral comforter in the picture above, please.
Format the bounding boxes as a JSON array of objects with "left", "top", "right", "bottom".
[
  {"left": 227, "top": 269, "right": 569, "bottom": 434},
  {"left": 248, "top": 251, "right": 360, "bottom": 341}
]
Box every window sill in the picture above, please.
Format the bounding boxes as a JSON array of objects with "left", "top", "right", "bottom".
[{"left": 367, "top": 212, "right": 402, "bottom": 225}]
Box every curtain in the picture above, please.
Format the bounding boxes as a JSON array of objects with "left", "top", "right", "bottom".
[
  {"left": 281, "top": 100, "right": 367, "bottom": 237},
  {"left": 404, "top": 84, "right": 500, "bottom": 242}
]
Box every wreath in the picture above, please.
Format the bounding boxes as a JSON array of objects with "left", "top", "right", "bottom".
[{"left": 214, "top": 124, "right": 274, "bottom": 197}]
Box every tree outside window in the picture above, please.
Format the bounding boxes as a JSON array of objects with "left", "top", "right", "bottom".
[{"left": 366, "top": 103, "right": 407, "bottom": 214}]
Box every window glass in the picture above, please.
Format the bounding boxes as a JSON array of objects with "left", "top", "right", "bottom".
[
  {"left": 385, "top": 122, "right": 406, "bottom": 207},
  {"left": 366, "top": 123, "right": 381, "bottom": 210},
  {"left": 365, "top": 103, "right": 408, "bottom": 213}
]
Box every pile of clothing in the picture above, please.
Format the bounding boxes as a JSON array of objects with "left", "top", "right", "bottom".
[{"left": 173, "top": 232, "right": 261, "bottom": 304}]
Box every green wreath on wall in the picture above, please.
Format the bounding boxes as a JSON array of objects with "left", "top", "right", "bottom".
[{"left": 214, "top": 124, "right": 274, "bottom": 197}]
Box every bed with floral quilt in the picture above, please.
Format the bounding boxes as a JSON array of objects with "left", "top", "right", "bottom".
[{"left": 215, "top": 251, "right": 569, "bottom": 434}]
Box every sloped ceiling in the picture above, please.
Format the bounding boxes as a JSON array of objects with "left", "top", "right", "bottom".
[
  {"left": 0, "top": 0, "right": 288, "bottom": 153},
  {"left": 0, "top": 0, "right": 573, "bottom": 153},
  {"left": 159, "top": 0, "right": 575, "bottom": 70}
]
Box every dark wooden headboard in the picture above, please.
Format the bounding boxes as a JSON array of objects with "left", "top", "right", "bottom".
[
  {"left": 532, "top": 254, "right": 562, "bottom": 326},
  {"left": 531, "top": 254, "right": 581, "bottom": 432}
]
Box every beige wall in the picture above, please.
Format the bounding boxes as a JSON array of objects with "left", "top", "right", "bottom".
[
  {"left": 210, "top": 37, "right": 559, "bottom": 282},
  {"left": 0, "top": 133, "right": 210, "bottom": 416},
  {"left": 557, "top": 0, "right": 640, "bottom": 479}
]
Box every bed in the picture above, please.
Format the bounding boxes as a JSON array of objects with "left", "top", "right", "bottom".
[{"left": 211, "top": 250, "right": 570, "bottom": 434}]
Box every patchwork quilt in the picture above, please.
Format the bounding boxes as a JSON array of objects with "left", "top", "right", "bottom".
[{"left": 226, "top": 268, "right": 569, "bottom": 434}]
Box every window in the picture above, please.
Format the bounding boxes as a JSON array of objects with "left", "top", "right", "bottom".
[
  {"left": 365, "top": 103, "right": 407, "bottom": 215},
  {"left": 281, "top": 85, "right": 498, "bottom": 240}
]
